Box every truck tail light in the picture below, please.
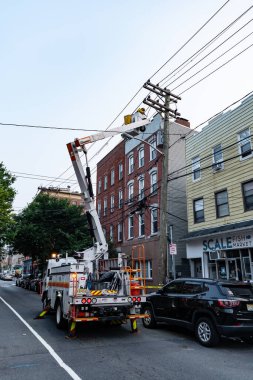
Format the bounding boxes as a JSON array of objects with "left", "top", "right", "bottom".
[
  {"left": 131, "top": 296, "right": 141, "bottom": 303},
  {"left": 217, "top": 299, "right": 240, "bottom": 308}
]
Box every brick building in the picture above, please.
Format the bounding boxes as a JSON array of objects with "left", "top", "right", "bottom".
[{"left": 96, "top": 113, "right": 191, "bottom": 286}]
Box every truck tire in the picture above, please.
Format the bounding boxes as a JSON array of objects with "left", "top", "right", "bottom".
[
  {"left": 195, "top": 317, "right": 220, "bottom": 347},
  {"left": 142, "top": 306, "right": 156, "bottom": 329},
  {"left": 55, "top": 301, "right": 66, "bottom": 329},
  {"left": 42, "top": 291, "right": 49, "bottom": 309}
]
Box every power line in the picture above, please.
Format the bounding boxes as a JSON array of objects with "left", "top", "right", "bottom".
[
  {"left": 11, "top": 171, "right": 76, "bottom": 183},
  {"left": 160, "top": 5, "right": 253, "bottom": 86},
  {"left": 36, "top": 1, "right": 229, "bottom": 188},
  {"left": 169, "top": 90, "right": 253, "bottom": 150},
  {"left": 13, "top": 175, "right": 76, "bottom": 183},
  {"left": 149, "top": 0, "right": 230, "bottom": 80},
  {"left": 169, "top": 132, "right": 253, "bottom": 177},
  {"left": 167, "top": 20, "right": 253, "bottom": 89},
  {"left": 178, "top": 42, "right": 253, "bottom": 95}
]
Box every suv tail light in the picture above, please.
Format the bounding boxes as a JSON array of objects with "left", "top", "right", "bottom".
[{"left": 217, "top": 299, "right": 240, "bottom": 308}]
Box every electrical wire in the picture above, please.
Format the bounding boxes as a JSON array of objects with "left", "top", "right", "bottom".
[
  {"left": 149, "top": 0, "right": 231, "bottom": 80},
  {"left": 5, "top": 2, "right": 248, "bottom": 200},
  {"left": 159, "top": 5, "right": 253, "bottom": 86},
  {"left": 167, "top": 20, "right": 253, "bottom": 89}
]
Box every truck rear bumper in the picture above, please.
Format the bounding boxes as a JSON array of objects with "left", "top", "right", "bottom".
[{"left": 73, "top": 314, "right": 149, "bottom": 323}]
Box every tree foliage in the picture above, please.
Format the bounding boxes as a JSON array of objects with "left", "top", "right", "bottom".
[
  {"left": 0, "top": 162, "right": 16, "bottom": 247},
  {"left": 12, "top": 193, "right": 92, "bottom": 263}
]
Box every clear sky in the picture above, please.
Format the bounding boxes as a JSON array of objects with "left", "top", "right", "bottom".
[{"left": 0, "top": 0, "right": 253, "bottom": 212}]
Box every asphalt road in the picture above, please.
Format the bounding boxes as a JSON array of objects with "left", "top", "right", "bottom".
[{"left": 1, "top": 279, "right": 253, "bottom": 380}]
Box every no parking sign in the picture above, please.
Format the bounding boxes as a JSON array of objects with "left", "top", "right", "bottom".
[{"left": 169, "top": 243, "right": 177, "bottom": 255}]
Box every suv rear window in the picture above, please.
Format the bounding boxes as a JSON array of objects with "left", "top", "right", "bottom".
[{"left": 220, "top": 284, "right": 253, "bottom": 298}]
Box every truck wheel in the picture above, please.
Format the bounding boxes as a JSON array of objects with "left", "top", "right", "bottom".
[
  {"left": 56, "top": 301, "right": 66, "bottom": 329},
  {"left": 142, "top": 306, "right": 156, "bottom": 329},
  {"left": 195, "top": 317, "right": 220, "bottom": 347},
  {"left": 42, "top": 291, "right": 49, "bottom": 309}
]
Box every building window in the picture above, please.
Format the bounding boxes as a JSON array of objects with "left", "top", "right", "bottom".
[
  {"left": 145, "top": 260, "right": 152, "bottom": 279},
  {"left": 103, "top": 198, "right": 107, "bottom": 216},
  {"left": 110, "top": 194, "right": 114, "bottom": 213},
  {"left": 192, "top": 156, "right": 201, "bottom": 181},
  {"left": 118, "top": 223, "right": 123, "bottom": 242},
  {"left": 212, "top": 144, "right": 223, "bottom": 171},
  {"left": 139, "top": 147, "right": 144, "bottom": 168},
  {"left": 150, "top": 138, "right": 157, "bottom": 160},
  {"left": 242, "top": 180, "right": 253, "bottom": 211},
  {"left": 118, "top": 163, "right": 123, "bottom": 180},
  {"left": 109, "top": 225, "right": 113, "bottom": 241},
  {"left": 128, "top": 215, "right": 134, "bottom": 239},
  {"left": 193, "top": 198, "right": 204, "bottom": 223},
  {"left": 98, "top": 179, "right": 102, "bottom": 194},
  {"left": 128, "top": 182, "right": 134, "bottom": 203},
  {"left": 128, "top": 154, "right": 134, "bottom": 174},
  {"left": 97, "top": 201, "right": 101, "bottom": 218},
  {"left": 104, "top": 175, "right": 108, "bottom": 190},
  {"left": 139, "top": 213, "right": 145, "bottom": 236},
  {"left": 151, "top": 207, "right": 158, "bottom": 234},
  {"left": 118, "top": 189, "right": 123, "bottom": 209},
  {"left": 238, "top": 128, "right": 252, "bottom": 159},
  {"left": 111, "top": 169, "right": 115, "bottom": 186},
  {"left": 215, "top": 190, "right": 229, "bottom": 218},
  {"left": 150, "top": 171, "right": 157, "bottom": 194},
  {"left": 134, "top": 260, "right": 152, "bottom": 279},
  {"left": 138, "top": 176, "right": 145, "bottom": 200}
]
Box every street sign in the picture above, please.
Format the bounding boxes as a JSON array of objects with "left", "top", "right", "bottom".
[{"left": 169, "top": 243, "right": 177, "bottom": 255}]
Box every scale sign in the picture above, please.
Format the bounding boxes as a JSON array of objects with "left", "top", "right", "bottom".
[{"left": 169, "top": 243, "right": 177, "bottom": 255}]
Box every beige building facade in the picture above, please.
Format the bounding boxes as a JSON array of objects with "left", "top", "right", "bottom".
[
  {"left": 185, "top": 94, "right": 253, "bottom": 281},
  {"left": 38, "top": 187, "right": 84, "bottom": 207}
]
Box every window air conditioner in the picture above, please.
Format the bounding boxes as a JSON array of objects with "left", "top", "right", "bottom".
[{"left": 212, "top": 162, "right": 222, "bottom": 171}]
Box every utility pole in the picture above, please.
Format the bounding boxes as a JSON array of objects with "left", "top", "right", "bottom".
[{"left": 143, "top": 80, "right": 181, "bottom": 285}]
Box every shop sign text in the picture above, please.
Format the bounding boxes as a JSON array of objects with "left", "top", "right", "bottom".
[{"left": 203, "top": 234, "right": 252, "bottom": 251}]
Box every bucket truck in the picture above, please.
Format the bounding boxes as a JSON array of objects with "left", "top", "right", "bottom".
[{"left": 41, "top": 111, "right": 150, "bottom": 335}]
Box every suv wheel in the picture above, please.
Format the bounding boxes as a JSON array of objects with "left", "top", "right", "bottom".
[
  {"left": 195, "top": 317, "right": 220, "bottom": 347},
  {"left": 142, "top": 306, "right": 156, "bottom": 329}
]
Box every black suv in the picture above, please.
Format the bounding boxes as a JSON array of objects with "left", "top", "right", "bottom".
[{"left": 142, "top": 278, "right": 253, "bottom": 347}]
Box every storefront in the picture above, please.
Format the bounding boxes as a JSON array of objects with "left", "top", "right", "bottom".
[{"left": 186, "top": 229, "right": 253, "bottom": 281}]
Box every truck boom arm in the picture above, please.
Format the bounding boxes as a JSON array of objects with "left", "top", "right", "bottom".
[
  {"left": 67, "top": 110, "right": 150, "bottom": 261},
  {"left": 67, "top": 141, "right": 108, "bottom": 258}
]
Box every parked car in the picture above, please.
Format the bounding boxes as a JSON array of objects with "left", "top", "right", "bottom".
[
  {"left": 30, "top": 274, "right": 42, "bottom": 293},
  {"left": 3, "top": 272, "right": 13, "bottom": 281},
  {"left": 22, "top": 274, "right": 35, "bottom": 289},
  {"left": 142, "top": 278, "right": 253, "bottom": 347}
]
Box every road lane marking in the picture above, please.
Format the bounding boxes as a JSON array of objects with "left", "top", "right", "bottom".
[{"left": 0, "top": 296, "right": 82, "bottom": 380}]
